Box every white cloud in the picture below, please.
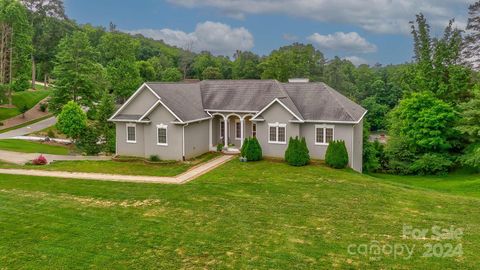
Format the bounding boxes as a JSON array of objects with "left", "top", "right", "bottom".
[
  {"left": 167, "top": 0, "right": 473, "bottom": 34},
  {"left": 127, "top": 21, "right": 254, "bottom": 56},
  {"left": 344, "top": 56, "right": 369, "bottom": 66},
  {"left": 307, "top": 32, "right": 377, "bottom": 53}
]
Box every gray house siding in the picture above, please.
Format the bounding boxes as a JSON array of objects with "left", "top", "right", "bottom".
[
  {"left": 122, "top": 87, "right": 157, "bottom": 115},
  {"left": 184, "top": 120, "right": 209, "bottom": 159},
  {"left": 115, "top": 122, "right": 145, "bottom": 157},
  {"left": 143, "top": 105, "right": 183, "bottom": 160},
  {"left": 255, "top": 102, "right": 300, "bottom": 158},
  {"left": 300, "top": 123, "right": 355, "bottom": 167}
]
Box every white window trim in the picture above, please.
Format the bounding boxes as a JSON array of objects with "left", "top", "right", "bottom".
[
  {"left": 235, "top": 119, "right": 241, "bottom": 140},
  {"left": 268, "top": 122, "right": 287, "bottom": 144},
  {"left": 126, "top": 123, "right": 136, "bottom": 143},
  {"left": 315, "top": 124, "right": 335, "bottom": 145},
  {"left": 156, "top": 123, "right": 168, "bottom": 146},
  {"left": 252, "top": 123, "right": 257, "bottom": 137},
  {"left": 219, "top": 120, "right": 225, "bottom": 139}
]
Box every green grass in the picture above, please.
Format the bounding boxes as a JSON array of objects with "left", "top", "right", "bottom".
[
  {"left": 0, "top": 89, "right": 51, "bottom": 121},
  {"left": 0, "top": 160, "right": 478, "bottom": 269},
  {"left": 0, "top": 152, "right": 220, "bottom": 176},
  {"left": 371, "top": 172, "right": 480, "bottom": 198},
  {"left": 0, "top": 139, "right": 70, "bottom": 155}
]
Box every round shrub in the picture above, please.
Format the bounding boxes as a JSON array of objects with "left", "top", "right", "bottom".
[
  {"left": 285, "top": 136, "right": 310, "bottom": 166},
  {"left": 325, "top": 140, "right": 349, "bottom": 169}
]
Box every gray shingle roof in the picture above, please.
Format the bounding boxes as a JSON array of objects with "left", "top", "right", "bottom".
[
  {"left": 113, "top": 80, "right": 366, "bottom": 123},
  {"left": 147, "top": 82, "right": 209, "bottom": 122},
  {"left": 282, "top": 82, "right": 366, "bottom": 122}
]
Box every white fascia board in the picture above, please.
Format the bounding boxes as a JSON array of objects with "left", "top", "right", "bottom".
[
  {"left": 304, "top": 110, "right": 368, "bottom": 125},
  {"left": 251, "top": 98, "right": 303, "bottom": 122}
]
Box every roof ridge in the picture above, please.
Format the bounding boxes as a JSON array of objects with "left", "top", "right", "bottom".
[
  {"left": 321, "top": 83, "right": 355, "bottom": 121},
  {"left": 274, "top": 80, "right": 304, "bottom": 119}
]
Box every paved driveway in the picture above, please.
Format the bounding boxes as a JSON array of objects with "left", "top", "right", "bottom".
[{"left": 0, "top": 116, "right": 56, "bottom": 139}]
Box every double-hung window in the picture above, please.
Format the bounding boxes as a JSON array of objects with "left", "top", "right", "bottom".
[
  {"left": 315, "top": 124, "right": 334, "bottom": 145},
  {"left": 126, "top": 123, "right": 136, "bottom": 143},
  {"left": 268, "top": 122, "right": 287, "bottom": 144},
  {"left": 157, "top": 124, "right": 168, "bottom": 146},
  {"left": 252, "top": 123, "right": 257, "bottom": 138}
]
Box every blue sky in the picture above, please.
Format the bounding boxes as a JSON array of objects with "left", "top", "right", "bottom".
[{"left": 64, "top": 0, "right": 474, "bottom": 65}]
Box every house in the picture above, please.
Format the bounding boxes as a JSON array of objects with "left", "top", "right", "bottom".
[{"left": 109, "top": 79, "right": 367, "bottom": 172}]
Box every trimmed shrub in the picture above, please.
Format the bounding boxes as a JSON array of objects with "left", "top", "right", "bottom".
[
  {"left": 39, "top": 102, "right": 48, "bottom": 112},
  {"left": 149, "top": 155, "right": 160, "bottom": 162},
  {"left": 241, "top": 138, "right": 250, "bottom": 157},
  {"left": 32, "top": 155, "right": 47, "bottom": 165},
  {"left": 325, "top": 140, "right": 349, "bottom": 169},
  {"left": 285, "top": 136, "right": 310, "bottom": 166},
  {"left": 245, "top": 137, "right": 262, "bottom": 161}
]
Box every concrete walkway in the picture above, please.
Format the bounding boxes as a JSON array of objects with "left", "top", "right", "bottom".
[
  {"left": 0, "top": 116, "right": 57, "bottom": 139},
  {"left": 0, "top": 155, "right": 234, "bottom": 184},
  {"left": 0, "top": 149, "right": 110, "bottom": 165}
]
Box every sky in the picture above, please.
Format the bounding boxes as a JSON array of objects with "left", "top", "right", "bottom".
[{"left": 64, "top": 0, "right": 475, "bottom": 65}]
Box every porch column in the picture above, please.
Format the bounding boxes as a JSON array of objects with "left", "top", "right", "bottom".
[
  {"left": 224, "top": 116, "right": 228, "bottom": 147},
  {"left": 240, "top": 118, "right": 245, "bottom": 147},
  {"left": 208, "top": 118, "right": 213, "bottom": 150}
]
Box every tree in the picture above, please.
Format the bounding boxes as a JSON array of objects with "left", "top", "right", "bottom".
[
  {"left": 50, "top": 31, "right": 106, "bottom": 114},
  {"left": 232, "top": 50, "right": 260, "bottom": 79},
  {"left": 76, "top": 126, "right": 102, "bottom": 155},
  {"left": 192, "top": 52, "right": 216, "bottom": 79},
  {"left": 56, "top": 101, "right": 87, "bottom": 140},
  {"left": 161, "top": 67, "right": 182, "bottom": 82},
  {"left": 98, "top": 31, "right": 139, "bottom": 64},
  {"left": 463, "top": 1, "right": 480, "bottom": 70},
  {"left": 107, "top": 59, "right": 142, "bottom": 102},
  {"left": 457, "top": 85, "right": 480, "bottom": 170},
  {"left": 244, "top": 137, "right": 262, "bottom": 161},
  {"left": 361, "top": 96, "right": 389, "bottom": 131},
  {"left": 136, "top": 60, "right": 156, "bottom": 81},
  {"left": 148, "top": 55, "right": 174, "bottom": 80},
  {"left": 96, "top": 90, "right": 116, "bottom": 153},
  {"left": 259, "top": 43, "right": 324, "bottom": 82},
  {"left": 323, "top": 57, "right": 357, "bottom": 98},
  {"left": 386, "top": 92, "right": 457, "bottom": 174},
  {"left": 0, "top": 0, "right": 33, "bottom": 104},
  {"left": 202, "top": 66, "right": 222, "bottom": 80},
  {"left": 410, "top": 13, "right": 472, "bottom": 104},
  {"left": 21, "top": 0, "right": 72, "bottom": 89}
]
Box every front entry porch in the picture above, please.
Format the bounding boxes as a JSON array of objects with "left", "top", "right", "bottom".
[{"left": 208, "top": 112, "right": 257, "bottom": 152}]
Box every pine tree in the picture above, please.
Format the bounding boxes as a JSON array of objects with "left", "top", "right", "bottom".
[{"left": 463, "top": 1, "right": 480, "bottom": 70}]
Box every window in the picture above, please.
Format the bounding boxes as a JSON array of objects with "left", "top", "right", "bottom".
[
  {"left": 268, "top": 122, "right": 287, "bottom": 144},
  {"left": 126, "top": 123, "right": 136, "bottom": 143},
  {"left": 157, "top": 124, "right": 168, "bottom": 146},
  {"left": 315, "top": 125, "right": 334, "bottom": 145},
  {"left": 235, "top": 120, "right": 241, "bottom": 140},
  {"left": 220, "top": 120, "right": 225, "bottom": 138},
  {"left": 252, "top": 123, "right": 257, "bottom": 138}
]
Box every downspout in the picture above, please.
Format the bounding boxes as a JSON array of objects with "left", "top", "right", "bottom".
[
  {"left": 182, "top": 123, "right": 189, "bottom": 161},
  {"left": 351, "top": 124, "right": 356, "bottom": 171}
]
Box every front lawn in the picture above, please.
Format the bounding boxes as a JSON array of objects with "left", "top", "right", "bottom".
[
  {"left": 0, "top": 152, "right": 220, "bottom": 176},
  {"left": 0, "top": 160, "right": 478, "bottom": 269},
  {"left": 0, "top": 139, "right": 70, "bottom": 155}
]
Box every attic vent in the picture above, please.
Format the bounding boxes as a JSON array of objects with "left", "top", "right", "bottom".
[{"left": 288, "top": 78, "right": 309, "bottom": 83}]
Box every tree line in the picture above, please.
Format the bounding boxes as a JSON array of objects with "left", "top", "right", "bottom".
[{"left": 0, "top": 0, "right": 479, "bottom": 174}]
